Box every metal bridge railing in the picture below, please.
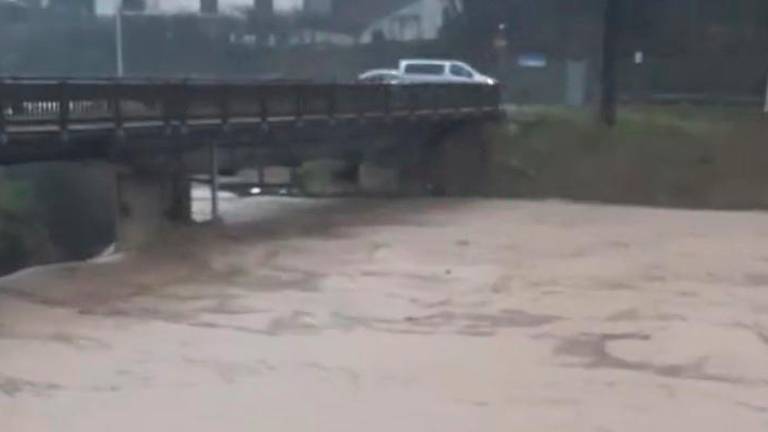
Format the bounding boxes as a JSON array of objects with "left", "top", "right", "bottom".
[{"left": 0, "top": 78, "right": 502, "bottom": 139}]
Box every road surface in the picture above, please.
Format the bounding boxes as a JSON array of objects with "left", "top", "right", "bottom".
[{"left": 2, "top": 196, "right": 768, "bottom": 431}]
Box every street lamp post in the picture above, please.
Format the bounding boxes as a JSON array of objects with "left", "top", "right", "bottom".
[
  {"left": 493, "top": 23, "right": 509, "bottom": 71},
  {"left": 763, "top": 72, "right": 768, "bottom": 114},
  {"left": 115, "top": 3, "right": 125, "bottom": 78}
]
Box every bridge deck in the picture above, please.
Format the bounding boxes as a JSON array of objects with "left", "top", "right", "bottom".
[{"left": 1, "top": 79, "right": 499, "bottom": 137}]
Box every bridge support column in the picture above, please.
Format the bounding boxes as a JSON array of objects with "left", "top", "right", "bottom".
[
  {"left": 208, "top": 140, "right": 221, "bottom": 222},
  {"left": 115, "top": 167, "right": 191, "bottom": 250},
  {"left": 358, "top": 162, "right": 400, "bottom": 195},
  {"left": 168, "top": 170, "right": 192, "bottom": 223}
]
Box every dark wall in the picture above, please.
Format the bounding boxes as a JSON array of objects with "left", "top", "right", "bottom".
[
  {"left": 25, "top": 163, "right": 117, "bottom": 260},
  {"left": 0, "top": 162, "right": 117, "bottom": 276}
]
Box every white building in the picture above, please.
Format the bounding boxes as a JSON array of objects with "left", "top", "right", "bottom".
[
  {"left": 94, "top": 0, "right": 301, "bottom": 15},
  {"left": 295, "top": 0, "right": 462, "bottom": 45},
  {"left": 359, "top": 0, "right": 454, "bottom": 43}
]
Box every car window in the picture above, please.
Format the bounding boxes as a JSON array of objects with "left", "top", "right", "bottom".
[
  {"left": 404, "top": 63, "right": 445, "bottom": 75},
  {"left": 450, "top": 64, "right": 474, "bottom": 78}
]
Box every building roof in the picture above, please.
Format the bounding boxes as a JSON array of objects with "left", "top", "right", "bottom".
[
  {"left": 326, "top": 0, "right": 419, "bottom": 34},
  {"left": 0, "top": 0, "right": 27, "bottom": 19},
  {"left": 0, "top": 0, "right": 25, "bottom": 7}
]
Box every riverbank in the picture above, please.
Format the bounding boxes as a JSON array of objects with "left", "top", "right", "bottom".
[{"left": 473, "top": 105, "right": 768, "bottom": 208}]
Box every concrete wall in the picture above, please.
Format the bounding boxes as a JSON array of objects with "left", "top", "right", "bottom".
[
  {"left": 8, "top": 162, "right": 117, "bottom": 259},
  {"left": 116, "top": 167, "right": 192, "bottom": 250},
  {"left": 0, "top": 161, "right": 118, "bottom": 275},
  {"left": 358, "top": 162, "right": 400, "bottom": 194},
  {"left": 0, "top": 159, "right": 195, "bottom": 276},
  {"left": 361, "top": 0, "right": 446, "bottom": 43}
]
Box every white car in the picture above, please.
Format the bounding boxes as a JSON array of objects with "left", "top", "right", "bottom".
[
  {"left": 357, "top": 69, "right": 403, "bottom": 84},
  {"left": 359, "top": 59, "right": 496, "bottom": 86},
  {"left": 399, "top": 59, "right": 496, "bottom": 85}
]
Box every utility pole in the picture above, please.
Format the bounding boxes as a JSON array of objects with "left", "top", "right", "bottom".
[
  {"left": 208, "top": 140, "right": 220, "bottom": 222},
  {"left": 115, "top": 2, "right": 124, "bottom": 78},
  {"left": 764, "top": 72, "right": 768, "bottom": 113},
  {"left": 600, "top": 0, "right": 620, "bottom": 126},
  {"left": 688, "top": 0, "right": 699, "bottom": 50}
]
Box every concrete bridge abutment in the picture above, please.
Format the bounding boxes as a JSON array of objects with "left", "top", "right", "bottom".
[{"left": 115, "top": 165, "right": 192, "bottom": 251}]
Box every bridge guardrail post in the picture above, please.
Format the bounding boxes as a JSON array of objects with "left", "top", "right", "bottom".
[
  {"left": 162, "top": 83, "right": 173, "bottom": 136},
  {"left": 408, "top": 86, "right": 416, "bottom": 121},
  {"left": 179, "top": 80, "right": 190, "bottom": 136},
  {"left": 161, "top": 81, "right": 186, "bottom": 136},
  {"left": 432, "top": 85, "right": 440, "bottom": 120},
  {"left": 111, "top": 80, "right": 125, "bottom": 142},
  {"left": 295, "top": 85, "right": 304, "bottom": 127},
  {"left": 0, "top": 80, "right": 7, "bottom": 146},
  {"left": 219, "top": 84, "right": 231, "bottom": 133},
  {"left": 327, "top": 84, "right": 337, "bottom": 125},
  {"left": 58, "top": 81, "right": 70, "bottom": 142},
  {"left": 208, "top": 138, "right": 220, "bottom": 222},
  {"left": 474, "top": 85, "right": 483, "bottom": 115},
  {"left": 384, "top": 84, "right": 392, "bottom": 122},
  {"left": 259, "top": 88, "right": 269, "bottom": 131},
  {"left": 356, "top": 85, "right": 366, "bottom": 124},
  {"left": 454, "top": 86, "right": 463, "bottom": 117},
  {"left": 494, "top": 84, "right": 503, "bottom": 113}
]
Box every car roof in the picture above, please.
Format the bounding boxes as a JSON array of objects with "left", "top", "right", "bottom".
[
  {"left": 361, "top": 69, "right": 399, "bottom": 74},
  {"left": 400, "top": 59, "right": 461, "bottom": 65},
  {"left": 359, "top": 69, "right": 400, "bottom": 77}
]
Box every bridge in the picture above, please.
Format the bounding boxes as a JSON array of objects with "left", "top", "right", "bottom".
[
  {"left": 0, "top": 78, "right": 500, "bottom": 162},
  {"left": 0, "top": 78, "right": 502, "bottom": 248}
]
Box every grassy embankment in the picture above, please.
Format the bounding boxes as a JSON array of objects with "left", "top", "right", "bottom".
[{"left": 471, "top": 105, "right": 768, "bottom": 209}]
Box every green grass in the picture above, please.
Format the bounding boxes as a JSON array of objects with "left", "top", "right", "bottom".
[
  {"left": 515, "top": 104, "right": 763, "bottom": 134},
  {"left": 483, "top": 104, "right": 768, "bottom": 208},
  {"left": 0, "top": 179, "right": 34, "bottom": 217}
]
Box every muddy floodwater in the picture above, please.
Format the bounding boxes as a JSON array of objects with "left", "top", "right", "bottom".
[{"left": 2, "top": 195, "right": 768, "bottom": 431}]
